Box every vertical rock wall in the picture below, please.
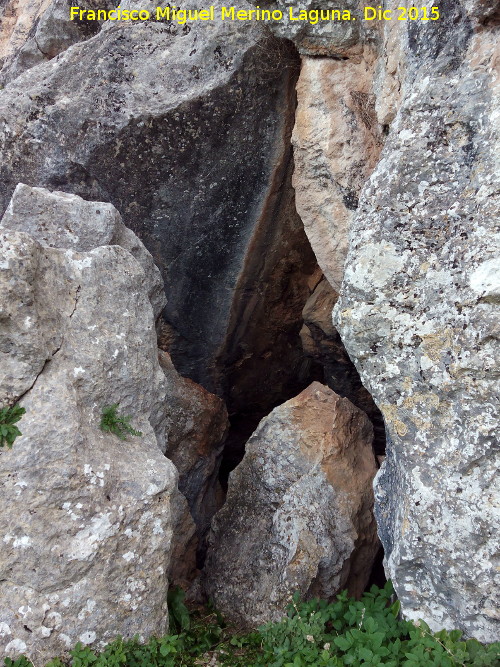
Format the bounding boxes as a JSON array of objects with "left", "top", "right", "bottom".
[
  {"left": 264, "top": 0, "right": 499, "bottom": 642},
  {"left": 0, "top": 188, "right": 183, "bottom": 660},
  {"left": 332, "top": 2, "right": 500, "bottom": 641}
]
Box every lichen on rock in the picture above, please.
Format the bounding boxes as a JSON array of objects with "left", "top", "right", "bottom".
[{"left": 204, "top": 382, "right": 379, "bottom": 628}]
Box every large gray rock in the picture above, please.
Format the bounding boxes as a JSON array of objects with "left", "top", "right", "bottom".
[
  {"left": 333, "top": 2, "right": 500, "bottom": 642},
  {"left": 0, "top": 0, "right": 305, "bottom": 393},
  {"left": 204, "top": 382, "right": 378, "bottom": 628},
  {"left": 0, "top": 232, "right": 179, "bottom": 660},
  {"left": 1, "top": 183, "right": 166, "bottom": 320},
  {"left": 0, "top": 0, "right": 111, "bottom": 86},
  {"left": 0, "top": 185, "right": 166, "bottom": 407},
  {"left": 0, "top": 187, "right": 201, "bottom": 660}
]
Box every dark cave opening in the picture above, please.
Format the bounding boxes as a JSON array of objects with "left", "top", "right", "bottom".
[{"left": 365, "top": 547, "right": 387, "bottom": 591}]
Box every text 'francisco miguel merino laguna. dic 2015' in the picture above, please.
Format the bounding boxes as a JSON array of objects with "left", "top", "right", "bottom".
[{"left": 69, "top": 5, "right": 441, "bottom": 25}]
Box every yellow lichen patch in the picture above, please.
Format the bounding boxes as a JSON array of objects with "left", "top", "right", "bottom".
[
  {"left": 410, "top": 415, "right": 432, "bottom": 431},
  {"left": 403, "top": 376, "right": 413, "bottom": 391},
  {"left": 380, "top": 404, "right": 409, "bottom": 437},
  {"left": 394, "top": 419, "right": 408, "bottom": 436},
  {"left": 380, "top": 403, "right": 398, "bottom": 422},
  {"left": 403, "top": 392, "right": 440, "bottom": 411},
  {"left": 420, "top": 329, "right": 453, "bottom": 362}
]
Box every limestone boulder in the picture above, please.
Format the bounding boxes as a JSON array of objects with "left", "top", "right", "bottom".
[
  {"left": 333, "top": 5, "right": 500, "bottom": 641},
  {"left": 0, "top": 183, "right": 166, "bottom": 320},
  {"left": 0, "top": 188, "right": 200, "bottom": 660},
  {"left": 0, "top": 232, "right": 181, "bottom": 660},
  {"left": 0, "top": 0, "right": 305, "bottom": 394},
  {"left": 0, "top": 185, "right": 166, "bottom": 407},
  {"left": 204, "top": 382, "right": 378, "bottom": 628}
]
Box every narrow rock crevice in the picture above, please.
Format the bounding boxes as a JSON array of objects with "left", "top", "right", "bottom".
[{"left": 152, "top": 43, "right": 388, "bottom": 571}]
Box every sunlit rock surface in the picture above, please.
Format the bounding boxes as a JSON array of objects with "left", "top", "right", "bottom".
[
  {"left": 0, "top": 231, "right": 178, "bottom": 660},
  {"left": 204, "top": 382, "right": 378, "bottom": 628}
]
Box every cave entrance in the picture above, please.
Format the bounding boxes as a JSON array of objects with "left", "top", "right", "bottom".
[{"left": 156, "top": 36, "right": 386, "bottom": 585}]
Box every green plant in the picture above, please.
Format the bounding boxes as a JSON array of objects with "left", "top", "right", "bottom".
[
  {"left": 4, "top": 583, "right": 499, "bottom": 666},
  {"left": 99, "top": 404, "right": 142, "bottom": 441},
  {"left": 0, "top": 403, "right": 26, "bottom": 448},
  {"left": 257, "top": 582, "right": 500, "bottom": 666},
  {"left": 4, "top": 658, "right": 32, "bottom": 667},
  {"left": 167, "top": 586, "right": 191, "bottom": 633}
]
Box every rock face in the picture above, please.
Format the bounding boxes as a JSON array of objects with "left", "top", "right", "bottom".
[
  {"left": 0, "top": 0, "right": 498, "bottom": 650},
  {"left": 160, "top": 350, "right": 229, "bottom": 558},
  {"left": 0, "top": 186, "right": 197, "bottom": 660},
  {"left": 1, "top": 182, "right": 166, "bottom": 321},
  {"left": 0, "top": 0, "right": 309, "bottom": 395},
  {"left": 333, "top": 3, "right": 500, "bottom": 642},
  {"left": 292, "top": 49, "right": 383, "bottom": 291},
  {"left": 248, "top": 0, "right": 373, "bottom": 57},
  {"left": 204, "top": 382, "right": 378, "bottom": 628},
  {"left": 0, "top": 0, "right": 112, "bottom": 86}
]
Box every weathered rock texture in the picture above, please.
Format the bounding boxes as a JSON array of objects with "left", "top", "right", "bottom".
[
  {"left": 332, "top": 3, "right": 500, "bottom": 642},
  {"left": 160, "top": 350, "right": 229, "bottom": 558},
  {"left": 0, "top": 233, "right": 175, "bottom": 657},
  {"left": 1, "top": 182, "right": 166, "bottom": 323},
  {"left": 292, "top": 49, "right": 383, "bottom": 291},
  {"left": 204, "top": 382, "right": 378, "bottom": 628},
  {"left": 0, "top": 0, "right": 113, "bottom": 86},
  {"left": 0, "top": 186, "right": 200, "bottom": 659},
  {"left": 0, "top": 0, "right": 314, "bottom": 401},
  {"left": 248, "top": 0, "right": 374, "bottom": 57}
]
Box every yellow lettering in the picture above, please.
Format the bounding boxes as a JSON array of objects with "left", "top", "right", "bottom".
[
  {"left": 364, "top": 6, "right": 376, "bottom": 20},
  {"left": 221, "top": 6, "right": 235, "bottom": 20},
  {"left": 156, "top": 7, "right": 170, "bottom": 20},
  {"left": 236, "top": 9, "right": 248, "bottom": 19},
  {"left": 70, "top": 6, "right": 80, "bottom": 20}
]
